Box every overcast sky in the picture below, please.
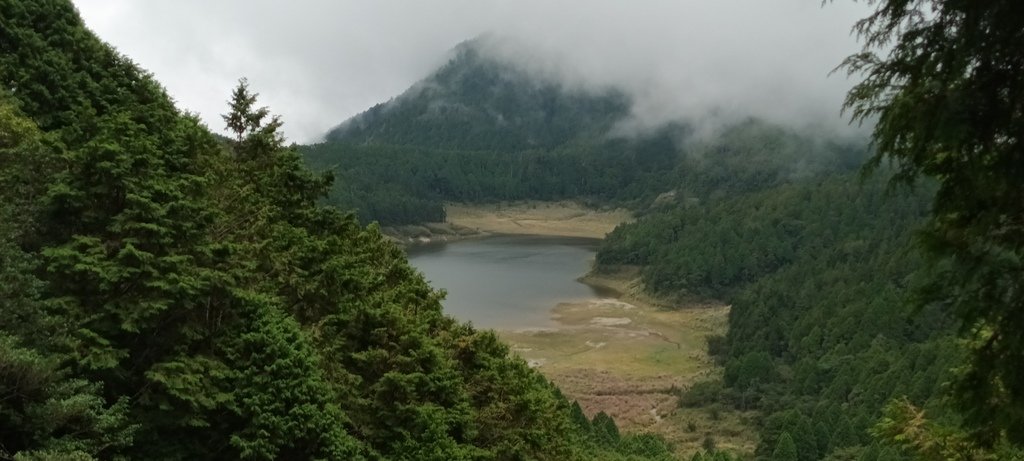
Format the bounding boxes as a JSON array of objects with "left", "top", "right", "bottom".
[{"left": 73, "top": 1, "right": 872, "bottom": 144}]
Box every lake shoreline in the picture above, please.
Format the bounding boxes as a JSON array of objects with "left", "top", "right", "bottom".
[
  {"left": 389, "top": 200, "right": 628, "bottom": 249},
  {"left": 497, "top": 267, "right": 751, "bottom": 455},
  {"left": 385, "top": 200, "right": 628, "bottom": 247},
  {"left": 383, "top": 222, "right": 488, "bottom": 248},
  {"left": 404, "top": 202, "right": 756, "bottom": 456},
  {"left": 444, "top": 200, "right": 632, "bottom": 239}
]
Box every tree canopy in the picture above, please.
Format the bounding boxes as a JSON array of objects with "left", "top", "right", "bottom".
[
  {"left": 0, "top": 2, "right": 672, "bottom": 459},
  {"left": 841, "top": 0, "right": 1024, "bottom": 445}
]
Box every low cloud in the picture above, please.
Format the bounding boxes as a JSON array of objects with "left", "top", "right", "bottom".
[{"left": 74, "top": 0, "right": 872, "bottom": 143}]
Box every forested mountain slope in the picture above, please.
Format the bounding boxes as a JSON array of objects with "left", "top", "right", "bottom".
[
  {"left": 303, "top": 37, "right": 694, "bottom": 225},
  {"left": 0, "top": 2, "right": 675, "bottom": 459},
  {"left": 306, "top": 120, "right": 864, "bottom": 227},
  {"left": 305, "top": 37, "right": 870, "bottom": 227},
  {"left": 598, "top": 174, "right": 959, "bottom": 460},
  {"left": 4, "top": 1, "right": 1014, "bottom": 460},
  {"left": 302, "top": 129, "right": 683, "bottom": 225},
  {"left": 325, "top": 37, "right": 631, "bottom": 152}
]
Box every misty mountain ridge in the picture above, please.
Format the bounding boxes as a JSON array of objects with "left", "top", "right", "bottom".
[
  {"left": 325, "top": 36, "right": 637, "bottom": 151},
  {"left": 307, "top": 35, "right": 870, "bottom": 227},
  {"left": 324, "top": 35, "right": 867, "bottom": 155}
]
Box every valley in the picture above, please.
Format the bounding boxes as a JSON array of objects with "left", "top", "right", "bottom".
[
  {"left": 5, "top": 2, "right": 1021, "bottom": 459},
  {"left": 302, "top": 41, "right": 961, "bottom": 457},
  {"left": 408, "top": 204, "right": 758, "bottom": 456}
]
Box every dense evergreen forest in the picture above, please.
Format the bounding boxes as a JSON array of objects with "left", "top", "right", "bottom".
[
  {"left": 603, "top": 1, "right": 1024, "bottom": 459},
  {"left": 306, "top": 117, "right": 863, "bottom": 228},
  {"left": 301, "top": 131, "right": 682, "bottom": 225},
  {"left": 303, "top": 38, "right": 869, "bottom": 228},
  {"left": 0, "top": 2, "right": 682, "bottom": 459},
  {"left": 325, "top": 39, "right": 632, "bottom": 152},
  {"left": 3, "top": 0, "right": 1023, "bottom": 460},
  {"left": 598, "top": 173, "right": 961, "bottom": 460}
]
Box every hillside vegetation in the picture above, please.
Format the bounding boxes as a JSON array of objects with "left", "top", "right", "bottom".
[
  {"left": 597, "top": 173, "right": 958, "bottom": 460},
  {"left": 0, "top": 2, "right": 676, "bottom": 459},
  {"left": 325, "top": 38, "right": 631, "bottom": 152},
  {"left": 5, "top": 0, "right": 1022, "bottom": 460}
]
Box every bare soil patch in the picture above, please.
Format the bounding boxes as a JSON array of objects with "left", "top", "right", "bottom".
[
  {"left": 445, "top": 201, "right": 631, "bottom": 239},
  {"left": 400, "top": 201, "right": 756, "bottom": 455},
  {"left": 499, "top": 275, "right": 756, "bottom": 456}
]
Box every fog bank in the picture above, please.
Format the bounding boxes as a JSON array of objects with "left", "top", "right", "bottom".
[{"left": 74, "top": 1, "right": 872, "bottom": 143}]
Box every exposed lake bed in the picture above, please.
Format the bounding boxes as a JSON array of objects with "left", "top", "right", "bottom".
[{"left": 407, "top": 228, "right": 756, "bottom": 454}]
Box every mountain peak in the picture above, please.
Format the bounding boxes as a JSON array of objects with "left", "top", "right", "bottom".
[{"left": 324, "top": 36, "right": 631, "bottom": 152}]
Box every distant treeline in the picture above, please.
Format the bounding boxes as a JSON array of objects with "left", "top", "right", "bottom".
[
  {"left": 301, "top": 120, "right": 867, "bottom": 226},
  {"left": 301, "top": 128, "right": 679, "bottom": 224}
]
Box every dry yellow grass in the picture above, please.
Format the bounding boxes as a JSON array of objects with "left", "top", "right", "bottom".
[
  {"left": 442, "top": 202, "right": 756, "bottom": 456},
  {"left": 445, "top": 201, "right": 631, "bottom": 239},
  {"left": 498, "top": 277, "right": 756, "bottom": 457}
]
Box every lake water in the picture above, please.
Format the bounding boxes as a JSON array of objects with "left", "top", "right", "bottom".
[{"left": 407, "top": 235, "right": 615, "bottom": 329}]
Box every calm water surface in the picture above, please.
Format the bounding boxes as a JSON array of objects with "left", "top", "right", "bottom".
[{"left": 407, "top": 235, "right": 614, "bottom": 329}]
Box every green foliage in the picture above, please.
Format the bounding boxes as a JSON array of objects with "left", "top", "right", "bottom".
[
  {"left": 301, "top": 132, "right": 681, "bottom": 226},
  {"left": 0, "top": 334, "right": 136, "bottom": 460},
  {"left": 310, "top": 40, "right": 967, "bottom": 459},
  {"left": 304, "top": 116, "right": 864, "bottom": 228},
  {"left": 225, "top": 294, "right": 360, "bottom": 460},
  {"left": 0, "top": 99, "right": 52, "bottom": 346},
  {"left": 304, "top": 34, "right": 867, "bottom": 227},
  {"left": 570, "top": 401, "right": 593, "bottom": 434},
  {"left": 840, "top": 0, "right": 1024, "bottom": 446},
  {"left": 0, "top": 3, "right": 669, "bottom": 460},
  {"left": 0, "top": 89, "right": 133, "bottom": 460},
  {"left": 871, "top": 398, "right": 978, "bottom": 461},
  {"left": 592, "top": 411, "right": 622, "bottom": 448},
  {"left": 305, "top": 37, "right": 657, "bottom": 226},
  {"left": 18, "top": 1, "right": 1021, "bottom": 460},
  {"left": 771, "top": 432, "right": 798, "bottom": 461},
  {"left": 864, "top": 397, "right": 1024, "bottom": 460},
  {"left": 446, "top": 327, "right": 583, "bottom": 459},
  {"left": 617, "top": 434, "right": 676, "bottom": 461},
  {"left": 688, "top": 449, "right": 737, "bottom": 461},
  {"left": 599, "top": 173, "right": 921, "bottom": 300},
  {"left": 723, "top": 352, "right": 775, "bottom": 390},
  {"left": 602, "top": 169, "right": 960, "bottom": 459}
]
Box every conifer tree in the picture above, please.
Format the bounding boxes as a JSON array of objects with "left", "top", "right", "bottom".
[
  {"left": 771, "top": 432, "right": 798, "bottom": 461},
  {"left": 591, "top": 411, "right": 621, "bottom": 448},
  {"left": 840, "top": 0, "right": 1024, "bottom": 443},
  {"left": 225, "top": 295, "right": 362, "bottom": 460}
]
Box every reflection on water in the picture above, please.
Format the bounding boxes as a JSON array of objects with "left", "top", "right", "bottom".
[{"left": 407, "top": 235, "right": 615, "bottom": 329}]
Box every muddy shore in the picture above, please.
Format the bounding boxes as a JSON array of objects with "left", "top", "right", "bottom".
[
  {"left": 398, "top": 201, "right": 756, "bottom": 455},
  {"left": 385, "top": 201, "right": 631, "bottom": 246}
]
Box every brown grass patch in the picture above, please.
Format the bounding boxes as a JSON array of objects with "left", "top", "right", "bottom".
[
  {"left": 499, "top": 275, "right": 756, "bottom": 457},
  {"left": 446, "top": 201, "right": 631, "bottom": 239}
]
